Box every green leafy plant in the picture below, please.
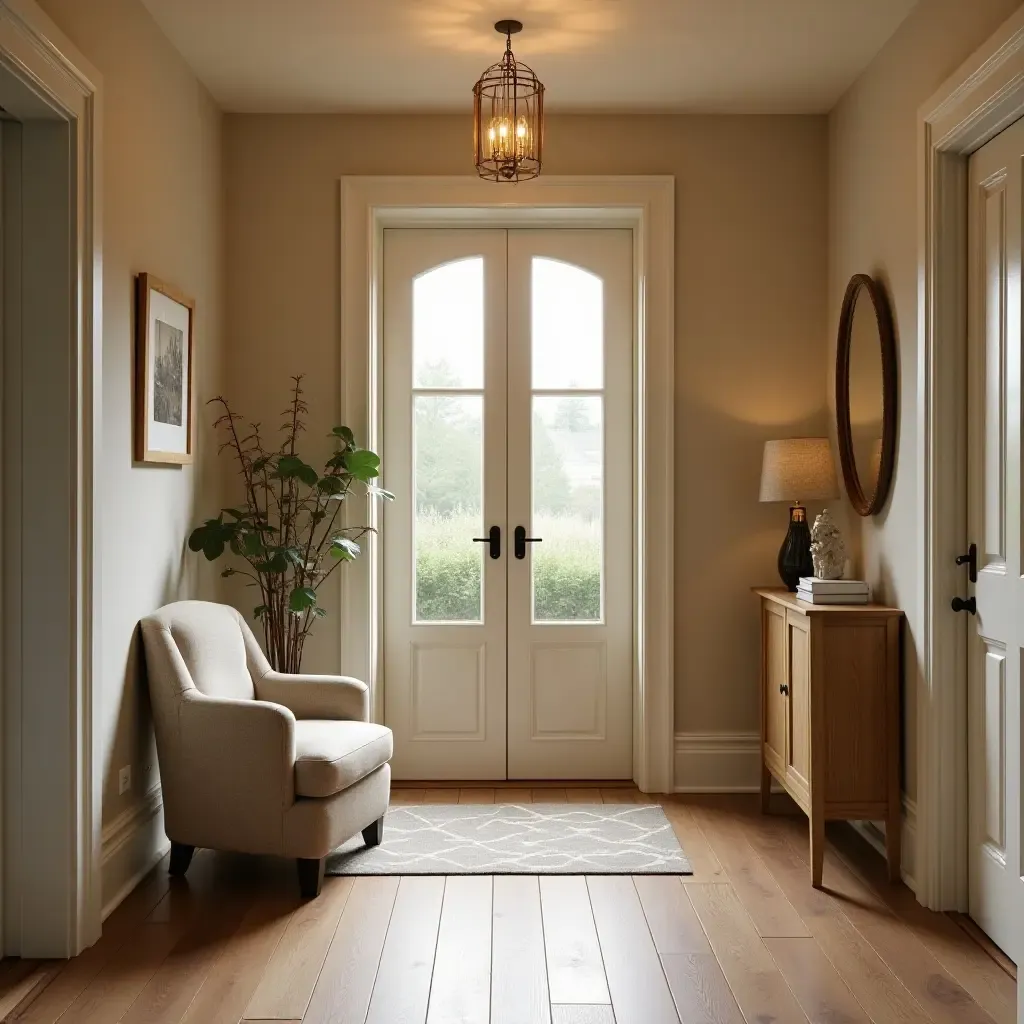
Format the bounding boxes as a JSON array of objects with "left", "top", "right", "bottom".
[{"left": 188, "top": 376, "right": 392, "bottom": 673}]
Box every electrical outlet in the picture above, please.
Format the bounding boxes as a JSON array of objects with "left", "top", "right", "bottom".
[{"left": 118, "top": 765, "right": 131, "bottom": 796}]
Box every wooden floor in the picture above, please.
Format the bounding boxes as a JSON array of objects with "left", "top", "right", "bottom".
[{"left": 2, "top": 790, "right": 1016, "bottom": 1024}]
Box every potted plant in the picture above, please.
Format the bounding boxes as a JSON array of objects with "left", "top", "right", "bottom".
[{"left": 188, "top": 376, "right": 392, "bottom": 673}]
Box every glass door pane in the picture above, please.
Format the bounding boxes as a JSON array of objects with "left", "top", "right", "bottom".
[
  {"left": 411, "top": 257, "right": 486, "bottom": 624},
  {"left": 529, "top": 257, "right": 606, "bottom": 622},
  {"left": 532, "top": 395, "right": 603, "bottom": 622},
  {"left": 414, "top": 394, "right": 483, "bottom": 622}
]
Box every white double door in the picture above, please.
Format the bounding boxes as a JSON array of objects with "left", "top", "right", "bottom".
[
  {"left": 382, "top": 228, "right": 633, "bottom": 780},
  {"left": 966, "top": 118, "right": 1024, "bottom": 966}
]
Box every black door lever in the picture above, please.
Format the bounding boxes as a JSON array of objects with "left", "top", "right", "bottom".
[
  {"left": 472, "top": 525, "right": 501, "bottom": 559},
  {"left": 955, "top": 543, "right": 977, "bottom": 583},
  {"left": 514, "top": 525, "right": 542, "bottom": 560}
]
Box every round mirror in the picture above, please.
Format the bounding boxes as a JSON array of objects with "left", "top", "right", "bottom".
[{"left": 836, "top": 274, "right": 897, "bottom": 516}]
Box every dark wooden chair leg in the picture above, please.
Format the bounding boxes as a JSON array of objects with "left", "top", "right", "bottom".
[
  {"left": 362, "top": 815, "right": 384, "bottom": 848},
  {"left": 168, "top": 842, "right": 195, "bottom": 877},
  {"left": 297, "top": 857, "right": 325, "bottom": 899}
]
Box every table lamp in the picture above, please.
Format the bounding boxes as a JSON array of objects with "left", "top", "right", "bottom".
[{"left": 759, "top": 438, "right": 840, "bottom": 591}]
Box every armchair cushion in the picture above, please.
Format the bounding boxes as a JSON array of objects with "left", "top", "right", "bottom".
[{"left": 294, "top": 720, "right": 393, "bottom": 798}]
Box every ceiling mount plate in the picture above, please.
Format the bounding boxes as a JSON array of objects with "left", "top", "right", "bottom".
[{"left": 494, "top": 19, "right": 523, "bottom": 36}]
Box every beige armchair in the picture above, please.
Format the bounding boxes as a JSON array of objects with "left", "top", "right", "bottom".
[{"left": 140, "top": 600, "right": 392, "bottom": 897}]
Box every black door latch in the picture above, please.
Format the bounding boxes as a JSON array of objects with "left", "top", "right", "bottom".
[
  {"left": 955, "top": 543, "right": 977, "bottom": 583},
  {"left": 514, "top": 525, "right": 542, "bottom": 560},
  {"left": 472, "top": 525, "right": 501, "bottom": 559}
]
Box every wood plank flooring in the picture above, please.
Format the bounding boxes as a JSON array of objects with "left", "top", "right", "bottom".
[{"left": 1, "top": 791, "right": 1014, "bottom": 1024}]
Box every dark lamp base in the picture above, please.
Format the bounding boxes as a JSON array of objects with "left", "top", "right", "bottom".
[{"left": 777, "top": 506, "right": 813, "bottom": 591}]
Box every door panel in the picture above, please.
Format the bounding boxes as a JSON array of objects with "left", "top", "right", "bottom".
[
  {"left": 383, "top": 229, "right": 508, "bottom": 779},
  {"left": 506, "top": 230, "right": 633, "bottom": 779},
  {"left": 786, "top": 613, "right": 811, "bottom": 799},
  {"left": 763, "top": 602, "right": 787, "bottom": 777},
  {"left": 967, "top": 120, "right": 1024, "bottom": 965},
  {"left": 822, "top": 623, "right": 887, "bottom": 805},
  {"left": 384, "top": 227, "right": 634, "bottom": 782}
]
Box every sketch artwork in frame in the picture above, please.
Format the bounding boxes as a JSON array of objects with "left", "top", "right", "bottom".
[{"left": 135, "top": 273, "right": 195, "bottom": 464}]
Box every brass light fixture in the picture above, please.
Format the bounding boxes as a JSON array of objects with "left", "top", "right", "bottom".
[{"left": 473, "top": 20, "right": 544, "bottom": 182}]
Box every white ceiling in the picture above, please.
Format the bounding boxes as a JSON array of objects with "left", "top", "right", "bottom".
[{"left": 139, "top": 0, "right": 918, "bottom": 114}]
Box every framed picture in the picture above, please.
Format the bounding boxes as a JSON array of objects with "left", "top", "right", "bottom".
[{"left": 135, "top": 273, "right": 194, "bottom": 464}]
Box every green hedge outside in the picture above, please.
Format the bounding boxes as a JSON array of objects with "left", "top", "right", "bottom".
[{"left": 416, "top": 548, "right": 601, "bottom": 621}]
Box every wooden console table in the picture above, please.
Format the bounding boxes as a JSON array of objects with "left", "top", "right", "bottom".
[{"left": 754, "top": 587, "right": 903, "bottom": 887}]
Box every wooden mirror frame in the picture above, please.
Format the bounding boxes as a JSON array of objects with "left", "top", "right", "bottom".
[{"left": 835, "top": 273, "right": 898, "bottom": 516}]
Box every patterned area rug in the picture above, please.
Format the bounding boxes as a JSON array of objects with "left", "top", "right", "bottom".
[{"left": 325, "top": 804, "right": 692, "bottom": 875}]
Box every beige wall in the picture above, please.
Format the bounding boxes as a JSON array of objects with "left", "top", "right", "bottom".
[
  {"left": 224, "top": 112, "right": 828, "bottom": 736},
  {"left": 37, "top": 0, "right": 224, "bottom": 876},
  {"left": 828, "top": 0, "right": 1022, "bottom": 801}
]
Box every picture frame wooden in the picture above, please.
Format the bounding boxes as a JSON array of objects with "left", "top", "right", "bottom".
[{"left": 135, "top": 272, "right": 195, "bottom": 464}]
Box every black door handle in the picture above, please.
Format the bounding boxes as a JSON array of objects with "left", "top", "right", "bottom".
[
  {"left": 951, "top": 595, "right": 977, "bottom": 615},
  {"left": 514, "top": 525, "right": 542, "bottom": 560},
  {"left": 779, "top": 683, "right": 789, "bottom": 696},
  {"left": 472, "top": 525, "right": 501, "bottom": 559},
  {"left": 955, "top": 543, "right": 978, "bottom": 584}
]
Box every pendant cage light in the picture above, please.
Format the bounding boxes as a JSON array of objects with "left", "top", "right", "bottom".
[{"left": 473, "top": 20, "right": 544, "bottom": 182}]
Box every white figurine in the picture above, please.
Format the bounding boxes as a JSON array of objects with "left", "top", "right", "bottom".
[{"left": 810, "top": 508, "right": 846, "bottom": 580}]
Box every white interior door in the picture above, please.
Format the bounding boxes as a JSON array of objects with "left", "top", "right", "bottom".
[
  {"left": 383, "top": 230, "right": 508, "bottom": 779},
  {"left": 382, "top": 227, "right": 633, "bottom": 781},
  {"left": 966, "top": 118, "right": 1024, "bottom": 966},
  {"left": 506, "top": 230, "right": 633, "bottom": 779}
]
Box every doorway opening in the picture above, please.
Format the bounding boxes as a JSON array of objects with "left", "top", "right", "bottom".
[
  {"left": 382, "top": 228, "right": 633, "bottom": 781},
  {"left": 0, "top": 17, "right": 102, "bottom": 957},
  {"left": 338, "top": 177, "right": 676, "bottom": 793},
  {"left": 917, "top": 12, "right": 1024, "bottom": 1011}
]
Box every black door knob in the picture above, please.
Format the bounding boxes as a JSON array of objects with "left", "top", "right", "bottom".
[
  {"left": 951, "top": 595, "right": 976, "bottom": 615},
  {"left": 779, "top": 683, "right": 789, "bottom": 695}
]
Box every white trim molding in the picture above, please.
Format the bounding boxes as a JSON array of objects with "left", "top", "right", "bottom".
[
  {"left": 0, "top": 0, "right": 102, "bottom": 957},
  {"left": 339, "top": 175, "right": 676, "bottom": 793},
  {"left": 100, "top": 787, "right": 166, "bottom": 921},
  {"left": 675, "top": 731, "right": 918, "bottom": 885},
  {"left": 674, "top": 732, "right": 762, "bottom": 793},
  {"left": 916, "top": 4, "right": 1024, "bottom": 912},
  {"left": 851, "top": 797, "right": 918, "bottom": 893}
]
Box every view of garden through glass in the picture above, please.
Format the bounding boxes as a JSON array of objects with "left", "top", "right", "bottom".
[{"left": 412, "top": 255, "right": 604, "bottom": 623}]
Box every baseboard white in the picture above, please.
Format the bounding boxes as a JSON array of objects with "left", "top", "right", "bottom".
[
  {"left": 674, "top": 731, "right": 763, "bottom": 793},
  {"left": 850, "top": 797, "right": 918, "bottom": 892},
  {"left": 100, "top": 785, "right": 168, "bottom": 920},
  {"left": 673, "top": 731, "right": 916, "bottom": 887}
]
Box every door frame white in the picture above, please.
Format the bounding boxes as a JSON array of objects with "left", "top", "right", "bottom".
[
  {"left": 917, "top": 4, "right": 1024, "bottom": 911},
  {"left": 339, "top": 175, "right": 676, "bottom": 792},
  {"left": 0, "top": 0, "right": 102, "bottom": 957}
]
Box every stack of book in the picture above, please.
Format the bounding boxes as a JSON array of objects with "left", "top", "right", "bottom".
[{"left": 796, "top": 578, "right": 870, "bottom": 604}]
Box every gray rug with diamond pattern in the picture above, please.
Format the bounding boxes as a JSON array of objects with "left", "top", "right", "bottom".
[{"left": 325, "top": 804, "right": 691, "bottom": 875}]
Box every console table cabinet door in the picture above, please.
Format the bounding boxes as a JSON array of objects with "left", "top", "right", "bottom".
[
  {"left": 762, "top": 601, "right": 788, "bottom": 778},
  {"left": 822, "top": 621, "right": 890, "bottom": 807},
  {"left": 786, "top": 611, "right": 812, "bottom": 803}
]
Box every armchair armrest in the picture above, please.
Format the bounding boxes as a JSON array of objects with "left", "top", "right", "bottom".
[
  {"left": 254, "top": 671, "right": 369, "bottom": 722},
  {"left": 169, "top": 693, "right": 297, "bottom": 853}
]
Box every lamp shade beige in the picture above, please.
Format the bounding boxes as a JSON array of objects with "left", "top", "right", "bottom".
[{"left": 759, "top": 437, "right": 839, "bottom": 503}]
